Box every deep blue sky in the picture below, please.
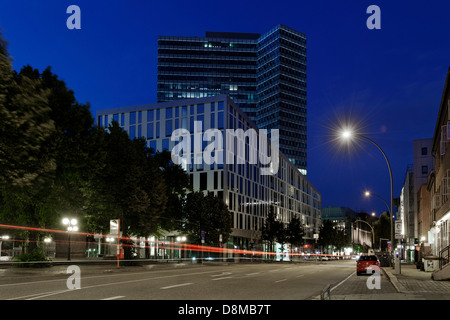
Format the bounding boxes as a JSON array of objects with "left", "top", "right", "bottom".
[{"left": 1, "top": 0, "right": 449, "bottom": 217}]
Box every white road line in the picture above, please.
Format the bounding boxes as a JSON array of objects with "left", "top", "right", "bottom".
[
  {"left": 246, "top": 272, "right": 260, "bottom": 276},
  {"left": 211, "top": 272, "right": 232, "bottom": 277},
  {"left": 295, "top": 274, "right": 305, "bottom": 278},
  {"left": 275, "top": 279, "right": 287, "bottom": 283},
  {"left": 160, "top": 283, "right": 193, "bottom": 290},
  {"left": 6, "top": 269, "right": 224, "bottom": 300},
  {"left": 212, "top": 276, "right": 232, "bottom": 281},
  {"left": 101, "top": 296, "right": 125, "bottom": 300},
  {"left": 25, "top": 289, "right": 73, "bottom": 300}
]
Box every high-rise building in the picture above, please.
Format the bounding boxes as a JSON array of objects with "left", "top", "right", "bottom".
[{"left": 157, "top": 25, "right": 307, "bottom": 174}]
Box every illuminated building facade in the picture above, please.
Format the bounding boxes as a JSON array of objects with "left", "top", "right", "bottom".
[{"left": 97, "top": 95, "right": 321, "bottom": 255}]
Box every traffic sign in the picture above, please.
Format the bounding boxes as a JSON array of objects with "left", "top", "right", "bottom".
[{"left": 395, "top": 220, "right": 402, "bottom": 239}]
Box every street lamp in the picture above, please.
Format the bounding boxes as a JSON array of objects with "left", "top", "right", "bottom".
[
  {"left": 364, "top": 190, "right": 390, "bottom": 214},
  {"left": 176, "top": 236, "right": 187, "bottom": 261},
  {"left": 0, "top": 235, "right": 10, "bottom": 257},
  {"left": 62, "top": 218, "right": 78, "bottom": 261},
  {"left": 340, "top": 129, "right": 394, "bottom": 259}
]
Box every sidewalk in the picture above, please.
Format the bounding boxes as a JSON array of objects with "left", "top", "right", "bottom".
[
  {"left": 327, "top": 263, "right": 450, "bottom": 300},
  {"left": 383, "top": 264, "right": 450, "bottom": 300}
]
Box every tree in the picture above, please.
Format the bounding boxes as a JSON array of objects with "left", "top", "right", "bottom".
[
  {"left": 374, "top": 212, "right": 391, "bottom": 251},
  {"left": 0, "top": 37, "right": 56, "bottom": 189},
  {"left": 0, "top": 33, "right": 59, "bottom": 253},
  {"left": 262, "top": 205, "right": 285, "bottom": 259},
  {"left": 318, "top": 220, "right": 336, "bottom": 254},
  {"left": 261, "top": 206, "right": 276, "bottom": 257},
  {"left": 286, "top": 215, "right": 304, "bottom": 256},
  {"left": 183, "top": 191, "right": 232, "bottom": 247},
  {"left": 153, "top": 150, "right": 190, "bottom": 232},
  {"left": 83, "top": 122, "right": 167, "bottom": 259}
]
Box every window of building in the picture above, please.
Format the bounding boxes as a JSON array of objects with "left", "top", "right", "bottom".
[
  {"left": 166, "top": 108, "right": 172, "bottom": 119},
  {"left": 422, "top": 147, "right": 428, "bottom": 155},
  {"left": 130, "top": 112, "right": 136, "bottom": 125},
  {"left": 166, "top": 119, "right": 172, "bottom": 137},
  {"left": 149, "top": 140, "right": 156, "bottom": 154},
  {"left": 129, "top": 125, "right": 136, "bottom": 140},
  {"left": 162, "top": 139, "right": 169, "bottom": 151},
  {"left": 147, "top": 123, "right": 154, "bottom": 139},
  {"left": 218, "top": 112, "right": 224, "bottom": 129},
  {"left": 148, "top": 110, "right": 154, "bottom": 122},
  {"left": 422, "top": 165, "right": 428, "bottom": 175}
]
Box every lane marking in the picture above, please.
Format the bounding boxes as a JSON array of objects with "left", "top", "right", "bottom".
[
  {"left": 160, "top": 283, "right": 193, "bottom": 290},
  {"left": 275, "top": 279, "right": 287, "bottom": 283},
  {"left": 101, "top": 296, "right": 125, "bottom": 300},
  {"left": 212, "top": 276, "right": 232, "bottom": 281},
  {"left": 211, "top": 272, "right": 232, "bottom": 277}
]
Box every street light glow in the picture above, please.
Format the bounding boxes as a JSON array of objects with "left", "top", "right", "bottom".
[{"left": 341, "top": 129, "right": 352, "bottom": 139}]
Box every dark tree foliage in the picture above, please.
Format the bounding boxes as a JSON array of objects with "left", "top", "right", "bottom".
[{"left": 183, "top": 191, "right": 232, "bottom": 246}]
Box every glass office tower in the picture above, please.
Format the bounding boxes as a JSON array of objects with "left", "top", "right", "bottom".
[
  {"left": 257, "top": 25, "right": 307, "bottom": 173},
  {"left": 157, "top": 32, "right": 259, "bottom": 119},
  {"left": 157, "top": 25, "right": 308, "bottom": 174}
]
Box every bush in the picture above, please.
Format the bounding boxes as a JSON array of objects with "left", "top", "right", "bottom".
[{"left": 14, "top": 248, "right": 52, "bottom": 268}]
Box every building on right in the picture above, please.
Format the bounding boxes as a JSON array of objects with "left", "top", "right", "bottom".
[
  {"left": 413, "top": 139, "right": 433, "bottom": 258},
  {"left": 428, "top": 67, "right": 450, "bottom": 258}
]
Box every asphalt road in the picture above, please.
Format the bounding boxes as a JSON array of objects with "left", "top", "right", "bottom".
[{"left": 0, "top": 260, "right": 356, "bottom": 300}]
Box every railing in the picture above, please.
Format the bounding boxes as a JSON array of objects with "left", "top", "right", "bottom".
[
  {"left": 320, "top": 284, "right": 331, "bottom": 300},
  {"left": 439, "top": 245, "right": 450, "bottom": 269}
]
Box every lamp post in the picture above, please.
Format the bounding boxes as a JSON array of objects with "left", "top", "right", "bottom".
[
  {"left": 364, "top": 190, "right": 391, "bottom": 214},
  {"left": 62, "top": 218, "right": 78, "bottom": 261},
  {"left": 341, "top": 130, "right": 394, "bottom": 259}
]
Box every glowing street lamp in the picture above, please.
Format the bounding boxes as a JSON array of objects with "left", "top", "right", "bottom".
[
  {"left": 340, "top": 129, "right": 394, "bottom": 259},
  {"left": 0, "top": 235, "right": 10, "bottom": 257},
  {"left": 63, "top": 218, "right": 78, "bottom": 261},
  {"left": 364, "top": 190, "right": 390, "bottom": 214},
  {"left": 176, "top": 236, "right": 187, "bottom": 260}
]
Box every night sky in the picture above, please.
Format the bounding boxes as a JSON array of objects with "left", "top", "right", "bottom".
[{"left": 1, "top": 0, "right": 449, "bottom": 218}]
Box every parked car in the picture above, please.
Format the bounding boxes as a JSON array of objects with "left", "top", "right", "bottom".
[
  {"left": 356, "top": 255, "right": 380, "bottom": 276},
  {"left": 321, "top": 255, "right": 329, "bottom": 261}
]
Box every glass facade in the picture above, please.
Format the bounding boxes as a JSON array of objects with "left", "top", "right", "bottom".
[
  {"left": 97, "top": 95, "right": 321, "bottom": 251},
  {"left": 157, "top": 32, "right": 259, "bottom": 119},
  {"left": 157, "top": 25, "right": 308, "bottom": 173},
  {"left": 257, "top": 25, "right": 307, "bottom": 172}
]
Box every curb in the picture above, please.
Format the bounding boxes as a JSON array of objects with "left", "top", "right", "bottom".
[{"left": 382, "top": 267, "right": 407, "bottom": 293}]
